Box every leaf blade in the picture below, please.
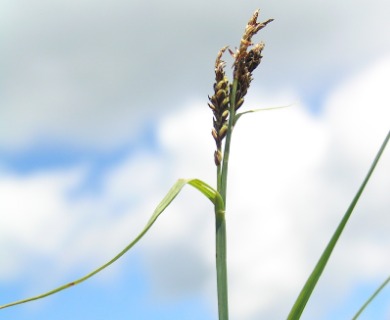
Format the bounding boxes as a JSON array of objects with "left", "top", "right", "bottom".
[
  {"left": 233, "top": 104, "right": 291, "bottom": 125},
  {"left": 1, "top": 178, "right": 221, "bottom": 309},
  {"left": 351, "top": 275, "right": 390, "bottom": 320},
  {"left": 287, "top": 130, "right": 390, "bottom": 319}
]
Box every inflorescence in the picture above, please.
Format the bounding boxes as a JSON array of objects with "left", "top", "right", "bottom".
[{"left": 208, "top": 10, "right": 273, "bottom": 166}]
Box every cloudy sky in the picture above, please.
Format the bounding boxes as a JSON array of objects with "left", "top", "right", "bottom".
[{"left": 1, "top": 0, "right": 389, "bottom": 319}]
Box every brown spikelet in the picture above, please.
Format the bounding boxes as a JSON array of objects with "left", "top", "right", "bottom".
[
  {"left": 208, "top": 10, "right": 273, "bottom": 166},
  {"left": 208, "top": 46, "right": 230, "bottom": 165},
  {"left": 232, "top": 11, "right": 273, "bottom": 112}
]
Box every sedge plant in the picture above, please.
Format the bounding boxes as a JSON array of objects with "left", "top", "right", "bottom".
[{"left": 1, "top": 10, "right": 389, "bottom": 319}]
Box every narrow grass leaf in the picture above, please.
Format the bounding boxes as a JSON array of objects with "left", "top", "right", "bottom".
[
  {"left": 189, "top": 178, "right": 224, "bottom": 212},
  {"left": 233, "top": 104, "right": 291, "bottom": 126},
  {"left": 351, "top": 275, "right": 390, "bottom": 320},
  {"left": 287, "top": 130, "right": 390, "bottom": 320},
  {"left": 0, "top": 178, "right": 220, "bottom": 309}
]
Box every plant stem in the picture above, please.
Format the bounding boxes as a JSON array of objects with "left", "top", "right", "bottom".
[
  {"left": 215, "top": 207, "right": 228, "bottom": 320},
  {"left": 216, "top": 164, "right": 229, "bottom": 320},
  {"left": 217, "top": 164, "right": 222, "bottom": 192},
  {"left": 215, "top": 78, "right": 239, "bottom": 320},
  {"left": 220, "top": 79, "right": 238, "bottom": 201}
]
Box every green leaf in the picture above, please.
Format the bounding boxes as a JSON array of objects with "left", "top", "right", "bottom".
[
  {"left": 188, "top": 178, "right": 224, "bottom": 211},
  {"left": 352, "top": 275, "right": 390, "bottom": 319},
  {"left": 287, "top": 130, "right": 390, "bottom": 320},
  {"left": 0, "top": 178, "right": 222, "bottom": 310},
  {"left": 233, "top": 104, "right": 291, "bottom": 126}
]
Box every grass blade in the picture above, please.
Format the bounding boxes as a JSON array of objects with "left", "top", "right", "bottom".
[
  {"left": 188, "top": 178, "right": 223, "bottom": 208},
  {"left": 351, "top": 275, "right": 390, "bottom": 320},
  {"left": 0, "top": 178, "right": 221, "bottom": 310},
  {"left": 233, "top": 104, "right": 291, "bottom": 125},
  {"left": 287, "top": 130, "right": 390, "bottom": 320}
]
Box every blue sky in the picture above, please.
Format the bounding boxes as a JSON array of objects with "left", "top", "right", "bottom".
[{"left": 1, "top": 0, "right": 390, "bottom": 319}]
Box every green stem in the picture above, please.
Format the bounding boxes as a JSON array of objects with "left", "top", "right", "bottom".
[
  {"left": 215, "top": 78, "right": 239, "bottom": 320},
  {"left": 215, "top": 207, "right": 228, "bottom": 320},
  {"left": 220, "top": 79, "right": 238, "bottom": 201},
  {"left": 216, "top": 164, "right": 229, "bottom": 320},
  {"left": 217, "top": 164, "right": 222, "bottom": 192}
]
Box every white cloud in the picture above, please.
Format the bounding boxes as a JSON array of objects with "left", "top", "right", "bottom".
[
  {"left": 0, "top": 168, "right": 83, "bottom": 281},
  {"left": 1, "top": 0, "right": 390, "bottom": 150},
  {"left": 0, "top": 154, "right": 164, "bottom": 284}
]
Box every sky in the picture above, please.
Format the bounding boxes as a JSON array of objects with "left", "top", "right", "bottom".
[{"left": 1, "top": 0, "right": 390, "bottom": 319}]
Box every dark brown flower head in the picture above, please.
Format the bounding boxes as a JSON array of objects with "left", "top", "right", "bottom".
[
  {"left": 232, "top": 11, "right": 273, "bottom": 111},
  {"left": 208, "top": 46, "right": 230, "bottom": 165},
  {"left": 245, "top": 43, "right": 265, "bottom": 73},
  {"left": 208, "top": 10, "right": 272, "bottom": 166},
  {"left": 234, "top": 10, "right": 273, "bottom": 67}
]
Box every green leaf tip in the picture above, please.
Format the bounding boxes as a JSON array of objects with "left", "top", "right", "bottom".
[
  {"left": 351, "top": 275, "right": 390, "bottom": 320},
  {"left": 234, "top": 104, "right": 292, "bottom": 126}
]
